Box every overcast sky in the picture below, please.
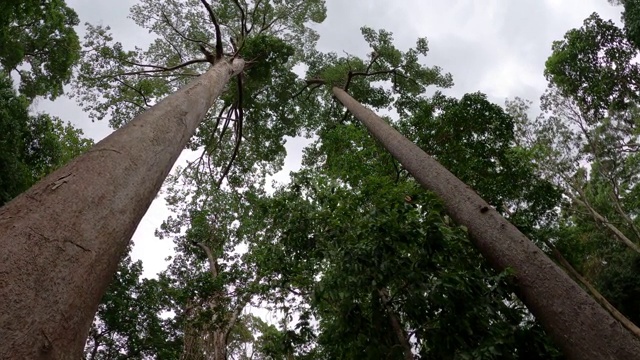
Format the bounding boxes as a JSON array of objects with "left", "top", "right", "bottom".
[{"left": 33, "top": 0, "right": 623, "bottom": 279}]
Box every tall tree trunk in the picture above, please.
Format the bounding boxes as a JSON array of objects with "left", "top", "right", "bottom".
[
  {"left": 541, "top": 238, "right": 640, "bottom": 339},
  {"left": 0, "top": 58, "right": 244, "bottom": 359},
  {"left": 332, "top": 87, "right": 640, "bottom": 360}
]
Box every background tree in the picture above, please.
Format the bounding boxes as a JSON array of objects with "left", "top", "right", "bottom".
[
  {"left": 510, "top": 9, "right": 640, "bottom": 334},
  {"left": 0, "top": 0, "right": 89, "bottom": 206},
  {"left": 83, "top": 252, "right": 181, "bottom": 360},
  {"left": 0, "top": 0, "right": 81, "bottom": 100},
  {"left": 0, "top": 72, "right": 93, "bottom": 206}
]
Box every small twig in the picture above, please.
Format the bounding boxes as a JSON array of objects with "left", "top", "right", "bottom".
[
  {"left": 160, "top": 10, "right": 208, "bottom": 48},
  {"left": 291, "top": 79, "right": 326, "bottom": 99},
  {"left": 115, "top": 59, "right": 209, "bottom": 77},
  {"left": 114, "top": 78, "right": 150, "bottom": 107}
]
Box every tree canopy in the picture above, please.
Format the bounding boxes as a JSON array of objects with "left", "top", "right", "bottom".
[{"left": 0, "top": 0, "right": 81, "bottom": 100}]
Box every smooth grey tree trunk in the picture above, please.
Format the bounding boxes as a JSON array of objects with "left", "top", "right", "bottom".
[
  {"left": 332, "top": 86, "right": 640, "bottom": 360},
  {"left": 0, "top": 58, "right": 244, "bottom": 359}
]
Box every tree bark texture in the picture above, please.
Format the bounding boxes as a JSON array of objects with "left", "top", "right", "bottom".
[
  {"left": 0, "top": 58, "right": 244, "bottom": 359},
  {"left": 332, "top": 86, "right": 640, "bottom": 360}
]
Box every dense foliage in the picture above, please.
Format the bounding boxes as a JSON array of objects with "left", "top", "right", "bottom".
[
  {"left": 0, "top": 71, "right": 92, "bottom": 206},
  {"left": 0, "top": 0, "right": 80, "bottom": 100}
]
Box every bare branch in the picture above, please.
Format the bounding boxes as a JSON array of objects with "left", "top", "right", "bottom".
[
  {"left": 115, "top": 58, "right": 209, "bottom": 77},
  {"left": 291, "top": 79, "right": 326, "bottom": 99},
  {"left": 114, "top": 78, "right": 151, "bottom": 107},
  {"left": 217, "top": 76, "right": 245, "bottom": 188},
  {"left": 199, "top": 0, "right": 224, "bottom": 59}
]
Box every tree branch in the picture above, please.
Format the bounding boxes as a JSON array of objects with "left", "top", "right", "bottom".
[
  {"left": 230, "top": 0, "right": 248, "bottom": 38},
  {"left": 246, "top": 0, "right": 264, "bottom": 34},
  {"left": 568, "top": 191, "right": 640, "bottom": 254},
  {"left": 343, "top": 51, "right": 380, "bottom": 92},
  {"left": 114, "top": 78, "right": 151, "bottom": 107},
  {"left": 196, "top": 242, "right": 218, "bottom": 279},
  {"left": 199, "top": 0, "right": 224, "bottom": 59},
  {"left": 115, "top": 58, "right": 209, "bottom": 77},
  {"left": 291, "top": 79, "right": 326, "bottom": 100},
  {"left": 217, "top": 76, "right": 244, "bottom": 189}
]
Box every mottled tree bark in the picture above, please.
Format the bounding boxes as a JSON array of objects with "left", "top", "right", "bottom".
[
  {"left": 333, "top": 86, "right": 640, "bottom": 360},
  {"left": 0, "top": 58, "right": 244, "bottom": 359}
]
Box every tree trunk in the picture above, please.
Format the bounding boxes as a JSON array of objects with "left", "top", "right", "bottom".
[
  {"left": 332, "top": 87, "right": 640, "bottom": 360},
  {"left": 541, "top": 238, "right": 640, "bottom": 339},
  {"left": 377, "top": 288, "right": 414, "bottom": 360},
  {"left": 0, "top": 58, "right": 244, "bottom": 359}
]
